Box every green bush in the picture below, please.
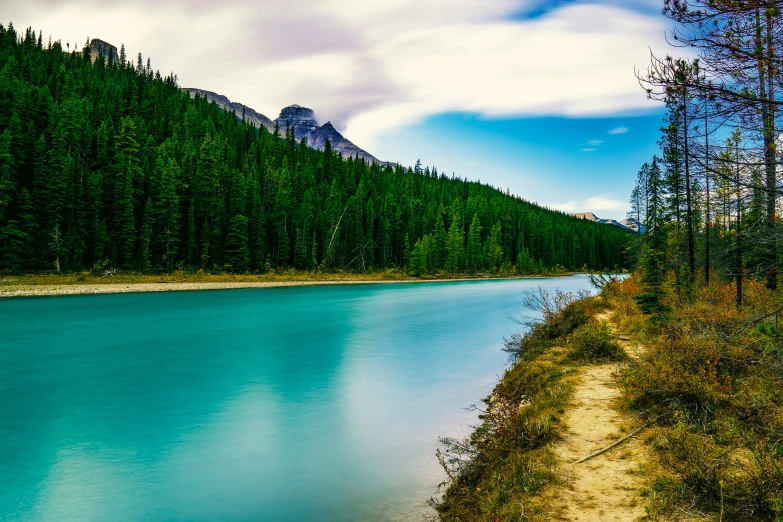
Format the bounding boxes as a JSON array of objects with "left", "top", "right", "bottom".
[
  {"left": 568, "top": 320, "right": 624, "bottom": 361},
  {"left": 504, "top": 289, "right": 595, "bottom": 359}
]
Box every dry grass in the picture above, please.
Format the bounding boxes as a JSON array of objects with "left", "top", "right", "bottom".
[{"left": 605, "top": 275, "right": 783, "bottom": 521}]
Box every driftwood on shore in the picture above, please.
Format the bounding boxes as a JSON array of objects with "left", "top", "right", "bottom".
[{"left": 570, "top": 423, "right": 648, "bottom": 465}]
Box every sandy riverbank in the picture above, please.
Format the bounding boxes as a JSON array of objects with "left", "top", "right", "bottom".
[{"left": 0, "top": 276, "right": 541, "bottom": 298}]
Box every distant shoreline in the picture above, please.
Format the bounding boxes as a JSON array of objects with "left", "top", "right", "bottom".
[{"left": 0, "top": 273, "right": 584, "bottom": 298}]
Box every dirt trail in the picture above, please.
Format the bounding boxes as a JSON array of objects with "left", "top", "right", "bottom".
[{"left": 545, "top": 312, "right": 650, "bottom": 521}]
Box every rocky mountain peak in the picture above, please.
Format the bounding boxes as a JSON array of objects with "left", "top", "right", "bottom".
[
  {"left": 178, "top": 90, "right": 379, "bottom": 163},
  {"left": 89, "top": 38, "right": 119, "bottom": 63},
  {"left": 274, "top": 105, "right": 319, "bottom": 139}
]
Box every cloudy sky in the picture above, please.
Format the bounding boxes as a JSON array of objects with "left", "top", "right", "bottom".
[{"left": 4, "top": 0, "right": 672, "bottom": 219}]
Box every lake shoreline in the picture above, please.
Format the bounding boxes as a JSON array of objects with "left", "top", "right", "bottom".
[{"left": 0, "top": 273, "right": 578, "bottom": 298}]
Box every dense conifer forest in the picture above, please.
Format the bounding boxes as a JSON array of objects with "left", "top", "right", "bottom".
[{"left": 0, "top": 24, "right": 631, "bottom": 275}]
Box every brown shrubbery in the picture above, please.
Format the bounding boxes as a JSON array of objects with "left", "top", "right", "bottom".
[
  {"left": 611, "top": 276, "right": 783, "bottom": 520},
  {"left": 431, "top": 274, "right": 783, "bottom": 521}
]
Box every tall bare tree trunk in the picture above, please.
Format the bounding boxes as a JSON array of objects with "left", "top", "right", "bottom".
[
  {"left": 704, "top": 99, "right": 711, "bottom": 285},
  {"left": 683, "top": 90, "right": 695, "bottom": 281},
  {"left": 736, "top": 143, "right": 743, "bottom": 308},
  {"left": 758, "top": 6, "right": 777, "bottom": 290}
]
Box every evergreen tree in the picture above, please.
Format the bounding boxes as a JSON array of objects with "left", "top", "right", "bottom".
[
  {"left": 0, "top": 128, "right": 12, "bottom": 223},
  {"left": 0, "top": 215, "right": 25, "bottom": 271},
  {"left": 409, "top": 234, "right": 434, "bottom": 275},
  {"left": 113, "top": 118, "right": 142, "bottom": 268},
  {"left": 445, "top": 213, "right": 464, "bottom": 274},
  {"left": 515, "top": 247, "right": 535, "bottom": 274},
  {"left": 487, "top": 221, "right": 504, "bottom": 272},
  {"left": 140, "top": 197, "right": 154, "bottom": 270},
  {"left": 225, "top": 214, "right": 250, "bottom": 272},
  {"left": 466, "top": 213, "right": 483, "bottom": 273},
  {"left": 186, "top": 199, "right": 196, "bottom": 267},
  {"left": 115, "top": 163, "right": 136, "bottom": 268},
  {"left": 155, "top": 159, "right": 180, "bottom": 269},
  {"left": 246, "top": 168, "right": 265, "bottom": 270}
]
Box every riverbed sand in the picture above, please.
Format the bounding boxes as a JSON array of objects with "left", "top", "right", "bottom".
[{"left": 0, "top": 278, "right": 500, "bottom": 298}]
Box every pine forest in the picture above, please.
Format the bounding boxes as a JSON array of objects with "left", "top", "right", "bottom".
[{"left": 0, "top": 24, "right": 631, "bottom": 275}]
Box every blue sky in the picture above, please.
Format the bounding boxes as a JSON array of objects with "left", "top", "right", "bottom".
[
  {"left": 376, "top": 111, "right": 665, "bottom": 219},
  {"left": 3, "top": 0, "right": 673, "bottom": 219}
]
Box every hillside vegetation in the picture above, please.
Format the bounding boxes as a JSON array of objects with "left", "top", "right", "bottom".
[{"left": 0, "top": 24, "right": 630, "bottom": 276}]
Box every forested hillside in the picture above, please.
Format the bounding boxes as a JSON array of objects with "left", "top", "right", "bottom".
[{"left": 0, "top": 24, "right": 631, "bottom": 274}]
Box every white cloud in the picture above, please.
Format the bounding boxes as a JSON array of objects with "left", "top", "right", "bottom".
[
  {"left": 3, "top": 0, "right": 665, "bottom": 149},
  {"left": 345, "top": 4, "right": 667, "bottom": 149},
  {"left": 581, "top": 148, "right": 598, "bottom": 152},
  {"left": 551, "top": 195, "right": 628, "bottom": 217},
  {"left": 608, "top": 126, "right": 630, "bottom": 135},
  {"left": 586, "top": 140, "right": 604, "bottom": 146}
]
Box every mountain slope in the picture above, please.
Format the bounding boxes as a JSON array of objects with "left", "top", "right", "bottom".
[
  {"left": 183, "top": 92, "right": 381, "bottom": 163},
  {"left": 306, "top": 122, "right": 380, "bottom": 164},
  {"left": 183, "top": 88, "right": 275, "bottom": 131}
]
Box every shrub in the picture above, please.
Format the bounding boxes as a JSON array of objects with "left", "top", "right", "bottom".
[
  {"left": 430, "top": 356, "right": 572, "bottom": 521},
  {"left": 615, "top": 275, "right": 783, "bottom": 521},
  {"left": 568, "top": 320, "right": 624, "bottom": 362},
  {"left": 504, "top": 288, "right": 594, "bottom": 359},
  {"left": 622, "top": 326, "right": 731, "bottom": 416},
  {"left": 650, "top": 412, "right": 783, "bottom": 520},
  {"left": 434, "top": 289, "right": 583, "bottom": 520}
]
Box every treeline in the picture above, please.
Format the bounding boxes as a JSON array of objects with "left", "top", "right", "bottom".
[
  {"left": 0, "top": 23, "right": 631, "bottom": 275},
  {"left": 630, "top": 1, "right": 783, "bottom": 308}
]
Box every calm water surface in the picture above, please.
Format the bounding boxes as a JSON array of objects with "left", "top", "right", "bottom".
[{"left": 0, "top": 276, "right": 594, "bottom": 521}]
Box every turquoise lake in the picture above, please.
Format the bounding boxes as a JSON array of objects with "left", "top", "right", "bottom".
[{"left": 0, "top": 276, "right": 594, "bottom": 521}]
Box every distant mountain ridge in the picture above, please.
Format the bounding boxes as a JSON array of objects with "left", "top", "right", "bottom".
[
  {"left": 90, "top": 38, "right": 382, "bottom": 165},
  {"left": 572, "top": 211, "right": 637, "bottom": 231},
  {"left": 183, "top": 89, "right": 380, "bottom": 164},
  {"left": 182, "top": 88, "right": 274, "bottom": 131}
]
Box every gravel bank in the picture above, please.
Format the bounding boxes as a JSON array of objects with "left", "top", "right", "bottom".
[{"left": 0, "top": 278, "right": 475, "bottom": 298}]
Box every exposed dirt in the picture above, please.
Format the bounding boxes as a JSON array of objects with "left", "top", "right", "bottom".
[
  {"left": 0, "top": 278, "right": 494, "bottom": 298},
  {"left": 543, "top": 313, "right": 651, "bottom": 521},
  {"left": 0, "top": 274, "right": 562, "bottom": 298}
]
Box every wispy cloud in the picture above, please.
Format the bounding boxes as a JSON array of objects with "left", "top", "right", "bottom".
[
  {"left": 586, "top": 139, "right": 604, "bottom": 146},
  {"left": 608, "top": 126, "right": 629, "bottom": 135},
  {"left": 550, "top": 194, "right": 627, "bottom": 217},
  {"left": 580, "top": 148, "right": 598, "bottom": 152},
  {"left": 6, "top": 0, "right": 668, "bottom": 149}
]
